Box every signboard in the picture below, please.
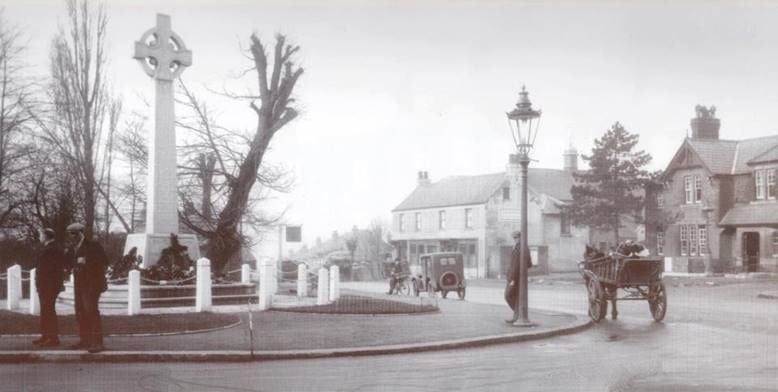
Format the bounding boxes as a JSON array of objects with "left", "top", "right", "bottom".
[{"left": 285, "top": 225, "right": 302, "bottom": 242}]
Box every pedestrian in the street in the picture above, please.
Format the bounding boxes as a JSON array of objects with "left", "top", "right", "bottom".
[
  {"left": 32, "top": 228, "right": 66, "bottom": 347},
  {"left": 386, "top": 258, "right": 403, "bottom": 294},
  {"left": 64, "top": 223, "right": 108, "bottom": 353},
  {"left": 505, "top": 231, "right": 532, "bottom": 321}
]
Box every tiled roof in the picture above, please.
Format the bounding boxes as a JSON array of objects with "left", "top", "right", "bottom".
[
  {"left": 392, "top": 169, "right": 575, "bottom": 212},
  {"left": 685, "top": 139, "right": 737, "bottom": 175},
  {"left": 685, "top": 135, "right": 778, "bottom": 175},
  {"left": 393, "top": 173, "right": 506, "bottom": 212},
  {"left": 748, "top": 144, "right": 778, "bottom": 165},
  {"left": 719, "top": 203, "right": 778, "bottom": 226},
  {"left": 733, "top": 135, "right": 778, "bottom": 173}
]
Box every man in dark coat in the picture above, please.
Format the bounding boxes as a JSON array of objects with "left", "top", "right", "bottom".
[
  {"left": 505, "top": 231, "right": 532, "bottom": 318},
  {"left": 64, "top": 223, "right": 108, "bottom": 353},
  {"left": 386, "top": 258, "right": 403, "bottom": 294},
  {"left": 33, "top": 228, "right": 66, "bottom": 347}
]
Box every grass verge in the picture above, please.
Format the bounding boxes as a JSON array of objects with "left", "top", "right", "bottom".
[
  {"left": 0, "top": 310, "right": 239, "bottom": 336},
  {"left": 275, "top": 294, "right": 438, "bottom": 314}
]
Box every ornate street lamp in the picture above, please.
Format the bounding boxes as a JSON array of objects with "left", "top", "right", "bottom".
[{"left": 506, "top": 86, "right": 541, "bottom": 327}]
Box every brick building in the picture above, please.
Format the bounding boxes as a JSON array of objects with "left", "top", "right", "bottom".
[
  {"left": 649, "top": 106, "right": 778, "bottom": 273},
  {"left": 390, "top": 151, "right": 590, "bottom": 278}
]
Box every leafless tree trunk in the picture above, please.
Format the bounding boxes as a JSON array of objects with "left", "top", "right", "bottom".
[
  {"left": 0, "top": 10, "right": 35, "bottom": 231},
  {"left": 43, "top": 0, "right": 111, "bottom": 239},
  {"left": 208, "top": 34, "right": 302, "bottom": 273}
]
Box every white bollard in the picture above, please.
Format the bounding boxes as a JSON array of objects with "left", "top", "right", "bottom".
[
  {"left": 258, "top": 262, "right": 273, "bottom": 310},
  {"left": 6, "top": 265, "right": 21, "bottom": 311},
  {"left": 29, "top": 268, "right": 39, "bottom": 315},
  {"left": 317, "top": 268, "right": 329, "bottom": 305},
  {"left": 270, "top": 261, "right": 278, "bottom": 295},
  {"left": 196, "top": 258, "right": 212, "bottom": 312},
  {"left": 329, "top": 266, "right": 340, "bottom": 301},
  {"left": 128, "top": 270, "right": 141, "bottom": 316},
  {"left": 241, "top": 264, "right": 251, "bottom": 284},
  {"left": 297, "top": 264, "right": 308, "bottom": 298}
]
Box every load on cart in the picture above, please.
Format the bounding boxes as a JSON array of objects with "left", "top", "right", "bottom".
[{"left": 578, "top": 242, "right": 667, "bottom": 322}]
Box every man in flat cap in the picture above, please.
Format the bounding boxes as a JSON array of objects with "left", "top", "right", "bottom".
[
  {"left": 32, "top": 227, "right": 66, "bottom": 347},
  {"left": 64, "top": 223, "right": 108, "bottom": 353},
  {"left": 505, "top": 231, "right": 531, "bottom": 321}
]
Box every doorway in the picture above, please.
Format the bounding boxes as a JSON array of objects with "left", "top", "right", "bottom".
[{"left": 742, "top": 232, "right": 760, "bottom": 273}]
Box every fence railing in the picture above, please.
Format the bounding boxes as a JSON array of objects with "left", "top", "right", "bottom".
[{"left": 4, "top": 260, "right": 346, "bottom": 315}]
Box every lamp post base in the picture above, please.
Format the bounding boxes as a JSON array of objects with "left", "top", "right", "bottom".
[{"left": 511, "top": 319, "right": 537, "bottom": 328}]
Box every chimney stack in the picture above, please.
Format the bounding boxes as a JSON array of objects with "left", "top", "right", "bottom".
[
  {"left": 417, "top": 171, "right": 430, "bottom": 186},
  {"left": 563, "top": 145, "right": 578, "bottom": 172},
  {"left": 506, "top": 154, "right": 520, "bottom": 182},
  {"left": 690, "top": 105, "right": 720, "bottom": 140}
]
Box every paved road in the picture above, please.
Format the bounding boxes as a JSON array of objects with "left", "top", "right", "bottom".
[{"left": 4, "top": 278, "right": 778, "bottom": 391}]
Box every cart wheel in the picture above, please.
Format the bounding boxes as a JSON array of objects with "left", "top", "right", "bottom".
[
  {"left": 586, "top": 277, "right": 606, "bottom": 322},
  {"left": 649, "top": 281, "right": 667, "bottom": 322},
  {"left": 441, "top": 290, "right": 449, "bottom": 299},
  {"left": 457, "top": 287, "right": 466, "bottom": 300}
]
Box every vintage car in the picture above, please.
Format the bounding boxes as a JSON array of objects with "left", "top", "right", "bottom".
[{"left": 413, "top": 252, "right": 466, "bottom": 299}]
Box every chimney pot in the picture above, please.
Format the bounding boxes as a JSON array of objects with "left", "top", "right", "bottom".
[
  {"left": 417, "top": 171, "right": 431, "bottom": 186},
  {"left": 690, "top": 105, "right": 720, "bottom": 140}
]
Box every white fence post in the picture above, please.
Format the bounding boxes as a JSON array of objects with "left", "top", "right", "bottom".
[
  {"left": 128, "top": 269, "right": 141, "bottom": 316},
  {"left": 317, "top": 268, "right": 329, "bottom": 305},
  {"left": 29, "top": 268, "right": 39, "bottom": 315},
  {"left": 6, "top": 265, "right": 21, "bottom": 311},
  {"left": 329, "top": 266, "right": 340, "bottom": 301},
  {"left": 241, "top": 264, "right": 251, "bottom": 284},
  {"left": 196, "top": 258, "right": 212, "bottom": 312},
  {"left": 258, "top": 262, "right": 273, "bottom": 310},
  {"left": 297, "top": 264, "right": 308, "bottom": 298}
]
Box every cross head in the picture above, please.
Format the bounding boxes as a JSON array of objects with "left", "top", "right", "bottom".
[{"left": 133, "top": 14, "right": 192, "bottom": 81}]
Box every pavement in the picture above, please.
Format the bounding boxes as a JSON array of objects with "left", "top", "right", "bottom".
[{"left": 0, "top": 287, "right": 590, "bottom": 363}]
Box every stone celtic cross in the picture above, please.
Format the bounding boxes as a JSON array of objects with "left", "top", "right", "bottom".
[
  {"left": 133, "top": 14, "right": 192, "bottom": 81},
  {"left": 124, "top": 13, "right": 199, "bottom": 267}
]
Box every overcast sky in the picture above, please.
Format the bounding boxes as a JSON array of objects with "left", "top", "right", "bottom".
[{"left": 4, "top": 0, "right": 778, "bottom": 247}]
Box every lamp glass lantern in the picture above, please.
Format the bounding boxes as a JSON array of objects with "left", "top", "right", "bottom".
[{"left": 507, "top": 86, "right": 543, "bottom": 159}]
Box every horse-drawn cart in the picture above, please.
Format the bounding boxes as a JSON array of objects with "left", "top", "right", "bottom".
[{"left": 578, "top": 253, "right": 667, "bottom": 322}]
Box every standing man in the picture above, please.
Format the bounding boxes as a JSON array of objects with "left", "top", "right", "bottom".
[
  {"left": 33, "top": 228, "right": 66, "bottom": 347},
  {"left": 64, "top": 223, "right": 108, "bottom": 353},
  {"left": 386, "top": 258, "right": 402, "bottom": 295},
  {"left": 505, "top": 231, "right": 532, "bottom": 321}
]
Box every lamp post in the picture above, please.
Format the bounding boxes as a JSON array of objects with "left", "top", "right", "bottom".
[
  {"left": 701, "top": 205, "right": 714, "bottom": 276},
  {"left": 506, "top": 86, "right": 541, "bottom": 327}
]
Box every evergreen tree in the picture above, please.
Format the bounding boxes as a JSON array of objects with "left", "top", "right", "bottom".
[{"left": 570, "top": 122, "right": 652, "bottom": 244}]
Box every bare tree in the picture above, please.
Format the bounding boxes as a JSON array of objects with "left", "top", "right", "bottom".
[
  {"left": 42, "top": 0, "right": 112, "bottom": 238},
  {"left": 113, "top": 113, "right": 147, "bottom": 233},
  {"left": 176, "top": 80, "right": 294, "bottom": 272},
  {"left": 173, "top": 34, "right": 302, "bottom": 273},
  {"left": 0, "top": 9, "right": 36, "bottom": 231}
]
